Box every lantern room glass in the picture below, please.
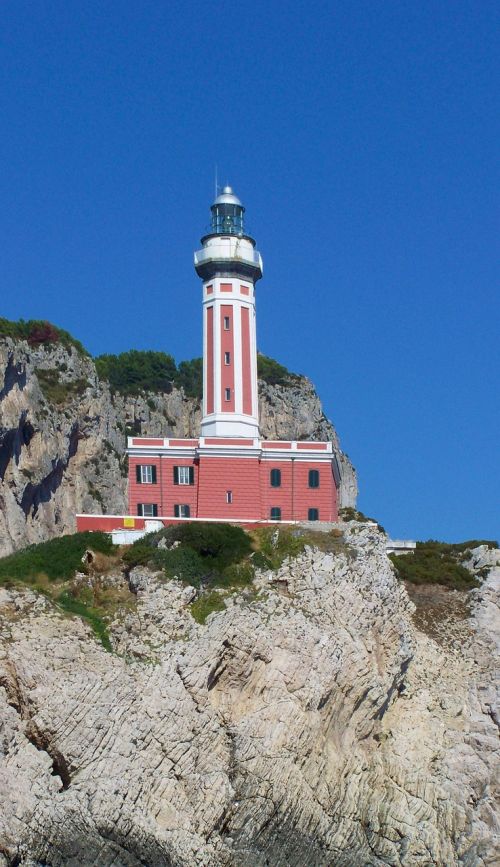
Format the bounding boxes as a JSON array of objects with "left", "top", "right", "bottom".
[{"left": 211, "top": 203, "right": 245, "bottom": 236}]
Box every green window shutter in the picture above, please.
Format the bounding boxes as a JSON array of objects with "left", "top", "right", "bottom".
[
  {"left": 152, "top": 504, "right": 158, "bottom": 517},
  {"left": 308, "top": 470, "right": 319, "bottom": 488},
  {"left": 185, "top": 505, "right": 191, "bottom": 518},
  {"left": 270, "top": 468, "right": 281, "bottom": 487},
  {"left": 136, "top": 465, "right": 142, "bottom": 484},
  {"left": 137, "top": 504, "right": 143, "bottom": 516},
  {"left": 174, "top": 504, "right": 180, "bottom": 517},
  {"left": 173, "top": 467, "right": 179, "bottom": 485},
  {"left": 189, "top": 466, "right": 194, "bottom": 485},
  {"left": 151, "top": 466, "right": 157, "bottom": 484}
]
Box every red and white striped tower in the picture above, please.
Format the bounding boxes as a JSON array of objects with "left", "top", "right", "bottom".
[{"left": 194, "top": 186, "right": 263, "bottom": 438}]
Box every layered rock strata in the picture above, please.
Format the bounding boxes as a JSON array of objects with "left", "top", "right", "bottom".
[
  {"left": 0, "top": 338, "right": 357, "bottom": 556},
  {"left": 0, "top": 526, "right": 498, "bottom": 865}
]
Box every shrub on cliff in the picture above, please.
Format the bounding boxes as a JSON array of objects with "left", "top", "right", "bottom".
[
  {"left": 257, "top": 353, "right": 300, "bottom": 386},
  {"left": 162, "top": 522, "right": 252, "bottom": 567},
  {"left": 95, "top": 351, "right": 204, "bottom": 399},
  {"left": 35, "top": 368, "right": 91, "bottom": 404},
  {"left": 0, "top": 317, "right": 89, "bottom": 356},
  {"left": 175, "top": 357, "right": 203, "bottom": 398},
  {"left": 124, "top": 522, "right": 253, "bottom": 589},
  {"left": 0, "top": 532, "right": 113, "bottom": 584},
  {"left": 95, "top": 350, "right": 177, "bottom": 395},
  {"left": 388, "top": 539, "right": 498, "bottom": 590}
]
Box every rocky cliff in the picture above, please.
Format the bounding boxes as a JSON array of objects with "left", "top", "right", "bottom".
[
  {"left": 0, "top": 337, "right": 357, "bottom": 556},
  {"left": 0, "top": 526, "right": 498, "bottom": 865}
]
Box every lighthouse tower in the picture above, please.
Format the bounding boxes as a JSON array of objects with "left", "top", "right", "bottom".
[
  {"left": 194, "top": 186, "right": 263, "bottom": 438},
  {"left": 77, "top": 184, "right": 341, "bottom": 534}
]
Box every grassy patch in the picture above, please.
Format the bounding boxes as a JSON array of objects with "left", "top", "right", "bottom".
[
  {"left": 252, "top": 526, "right": 307, "bottom": 568},
  {"left": 212, "top": 562, "right": 255, "bottom": 590},
  {"left": 57, "top": 590, "right": 112, "bottom": 651},
  {"left": 189, "top": 591, "right": 226, "bottom": 624},
  {"left": 0, "top": 532, "right": 114, "bottom": 584},
  {"left": 388, "top": 539, "right": 498, "bottom": 590},
  {"left": 35, "top": 368, "right": 91, "bottom": 405},
  {"left": 0, "top": 533, "right": 126, "bottom": 652},
  {"left": 251, "top": 525, "right": 349, "bottom": 569}
]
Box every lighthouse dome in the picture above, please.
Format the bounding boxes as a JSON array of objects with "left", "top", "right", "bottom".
[{"left": 213, "top": 185, "right": 243, "bottom": 207}]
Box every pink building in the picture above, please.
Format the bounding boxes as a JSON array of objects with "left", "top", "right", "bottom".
[{"left": 77, "top": 187, "right": 340, "bottom": 535}]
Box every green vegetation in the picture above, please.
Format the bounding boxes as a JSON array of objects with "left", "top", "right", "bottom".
[
  {"left": 253, "top": 526, "right": 308, "bottom": 569},
  {"left": 96, "top": 351, "right": 301, "bottom": 396},
  {"left": 389, "top": 539, "right": 498, "bottom": 591},
  {"left": 95, "top": 350, "right": 177, "bottom": 395},
  {"left": 339, "top": 507, "right": 386, "bottom": 534},
  {"left": 124, "top": 522, "right": 257, "bottom": 625},
  {"left": 257, "top": 353, "right": 300, "bottom": 386},
  {"left": 175, "top": 357, "right": 203, "bottom": 398},
  {"left": 0, "top": 318, "right": 89, "bottom": 356},
  {"left": 189, "top": 591, "right": 226, "bottom": 624},
  {"left": 167, "top": 522, "right": 252, "bottom": 566},
  {"left": 35, "top": 368, "right": 91, "bottom": 405},
  {"left": 57, "top": 590, "right": 112, "bottom": 651},
  {"left": 124, "top": 523, "right": 350, "bottom": 593},
  {"left": 94, "top": 351, "right": 204, "bottom": 399},
  {"left": 124, "top": 522, "right": 253, "bottom": 590},
  {"left": 0, "top": 532, "right": 121, "bottom": 651},
  {"left": 252, "top": 524, "right": 349, "bottom": 569},
  {"left": 0, "top": 532, "right": 113, "bottom": 584},
  {"left": 162, "top": 546, "right": 207, "bottom": 584},
  {"left": 0, "top": 521, "right": 356, "bottom": 640},
  {"left": 1, "top": 317, "right": 302, "bottom": 399}
]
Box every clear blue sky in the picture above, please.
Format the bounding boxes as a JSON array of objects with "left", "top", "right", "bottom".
[{"left": 1, "top": 1, "right": 498, "bottom": 542}]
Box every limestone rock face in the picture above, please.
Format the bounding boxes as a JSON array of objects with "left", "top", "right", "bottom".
[
  {"left": 0, "top": 339, "right": 127, "bottom": 557},
  {"left": 0, "top": 339, "right": 357, "bottom": 555},
  {"left": 0, "top": 526, "right": 497, "bottom": 865}
]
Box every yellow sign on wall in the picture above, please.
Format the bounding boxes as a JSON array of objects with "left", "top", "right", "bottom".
[{"left": 123, "top": 517, "right": 135, "bottom": 528}]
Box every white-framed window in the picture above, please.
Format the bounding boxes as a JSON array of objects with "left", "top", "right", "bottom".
[
  {"left": 173, "top": 466, "right": 194, "bottom": 485},
  {"left": 177, "top": 466, "right": 191, "bottom": 485},
  {"left": 137, "top": 503, "right": 158, "bottom": 517},
  {"left": 223, "top": 316, "right": 230, "bottom": 330},
  {"left": 174, "top": 504, "right": 190, "bottom": 518},
  {"left": 136, "top": 464, "right": 156, "bottom": 484},
  {"left": 224, "top": 387, "right": 231, "bottom": 401},
  {"left": 226, "top": 490, "right": 233, "bottom": 504},
  {"left": 141, "top": 465, "right": 153, "bottom": 484},
  {"left": 224, "top": 351, "right": 231, "bottom": 365}
]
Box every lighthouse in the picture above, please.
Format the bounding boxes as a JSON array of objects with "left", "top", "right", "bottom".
[
  {"left": 77, "top": 186, "right": 341, "bottom": 534},
  {"left": 194, "top": 186, "right": 262, "bottom": 438}
]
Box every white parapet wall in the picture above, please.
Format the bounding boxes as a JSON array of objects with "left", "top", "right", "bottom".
[{"left": 385, "top": 539, "right": 416, "bottom": 555}]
